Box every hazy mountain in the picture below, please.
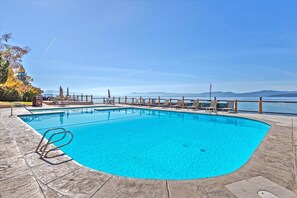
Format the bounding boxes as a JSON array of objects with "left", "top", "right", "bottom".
[{"left": 129, "top": 90, "right": 297, "bottom": 97}]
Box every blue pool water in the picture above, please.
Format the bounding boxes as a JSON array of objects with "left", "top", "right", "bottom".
[{"left": 20, "top": 108, "right": 270, "bottom": 180}]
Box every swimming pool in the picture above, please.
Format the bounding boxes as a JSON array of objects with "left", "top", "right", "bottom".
[{"left": 20, "top": 108, "right": 270, "bottom": 180}]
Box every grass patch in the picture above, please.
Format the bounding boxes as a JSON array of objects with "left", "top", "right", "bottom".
[{"left": 0, "top": 101, "right": 32, "bottom": 106}]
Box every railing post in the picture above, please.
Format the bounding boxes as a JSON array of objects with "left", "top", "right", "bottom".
[
  {"left": 11, "top": 103, "right": 13, "bottom": 116},
  {"left": 132, "top": 97, "right": 134, "bottom": 105},
  {"left": 113, "top": 97, "right": 115, "bottom": 104},
  {"left": 86, "top": 95, "right": 88, "bottom": 102},
  {"left": 118, "top": 97, "right": 120, "bottom": 104},
  {"left": 182, "top": 96, "right": 185, "bottom": 109},
  {"left": 259, "top": 97, "right": 263, "bottom": 114},
  {"left": 158, "top": 96, "right": 160, "bottom": 107},
  {"left": 125, "top": 96, "right": 127, "bottom": 104},
  {"left": 91, "top": 95, "right": 93, "bottom": 103},
  {"left": 103, "top": 97, "right": 105, "bottom": 104},
  {"left": 170, "top": 98, "right": 172, "bottom": 108},
  {"left": 81, "top": 94, "right": 83, "bottom": 101},
  {"left": 235, "top": 99, "right": 238, "bottom": 113},
  {"left": 77, "top": 95, "right": 79, "bottom": 101}
]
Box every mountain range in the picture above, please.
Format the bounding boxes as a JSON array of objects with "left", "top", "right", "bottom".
[
  {"left": 43, "top": 89, "right": 297, "bottom": 97},
  {"left": 129, "top": 90, "right": 297, "bottom": 97}
]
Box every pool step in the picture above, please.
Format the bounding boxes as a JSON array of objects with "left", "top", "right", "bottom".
[{"left": 94, "top": 107, "right": 127, "bottom": 111}]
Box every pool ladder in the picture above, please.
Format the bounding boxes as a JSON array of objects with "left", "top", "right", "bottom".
[
  {"left": 10, "top": 102, "right": 33, "bottom": 117},
  {"left": 36, "top": 128, "right": 73, "bottom": 160}
]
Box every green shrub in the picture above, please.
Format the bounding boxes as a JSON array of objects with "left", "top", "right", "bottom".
[
  {"left": 22, "top": 90, "right": 38, "bottom": 101},
  {"left": 0, "top": 87, "right": 20, "bottom": 101}
]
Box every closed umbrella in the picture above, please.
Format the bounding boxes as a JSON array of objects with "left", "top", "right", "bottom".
[{"left": 59, "top": 86, "right": 63, "bottom": 98}]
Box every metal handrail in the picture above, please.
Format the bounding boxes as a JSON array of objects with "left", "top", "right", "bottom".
[
  {"left": 10, "top": 102, "right": 33, "bottom": 116},
  {"left": 41, "top": 131, "right": 73, "bottom": 158},
  {"left": 36, "top": 128, "right": 67, "bottom": 153},
  {"left": 36, "top": 127, "right": 73, "bottom": 159}
]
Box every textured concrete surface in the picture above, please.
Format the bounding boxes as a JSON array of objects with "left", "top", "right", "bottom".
[
  {"left": 0, "top": 105, "right": 297, "bottom": 198},
  {"left": 226, "top": 176, "right": 297, "bottom": 198}
]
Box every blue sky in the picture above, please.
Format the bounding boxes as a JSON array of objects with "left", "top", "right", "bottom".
[{"left": 0, "top": 0, "right": 296, "bottom": 95}]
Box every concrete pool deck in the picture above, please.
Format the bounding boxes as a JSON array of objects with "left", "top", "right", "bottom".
[{"left": 0, "top": 105, "right": 297, "bottom": 198}]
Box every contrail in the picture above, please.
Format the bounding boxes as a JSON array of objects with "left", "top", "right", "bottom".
[{"left": 43, "top": 37, "right": 56, "bottom": 56}]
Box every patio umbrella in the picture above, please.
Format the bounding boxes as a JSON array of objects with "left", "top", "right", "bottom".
[
  {"left": 59, "top": 86, "right": 63, "bottom": 98},
  {"left": 108, "top": 89, "right": 111, "bottom": 98}
]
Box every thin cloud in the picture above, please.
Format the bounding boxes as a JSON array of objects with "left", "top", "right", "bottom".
[{"left": 43, "top": 37, "right": 56, "bottom": 56}]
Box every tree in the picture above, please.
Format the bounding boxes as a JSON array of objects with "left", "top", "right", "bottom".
[
  {"left": 16, "top": 66, "right": 32, "bottom": 85},
  {"left": 0, "top": 33, "right": 30, "bottom": 69},
  {"left": 0, "top": 33, "right": 42, "bottom": 101},
  {"left": 0, "top": 55, "right": 9, "bottom": 84}
]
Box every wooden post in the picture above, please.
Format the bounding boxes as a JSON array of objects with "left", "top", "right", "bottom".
[
  {"left": 235, "top": 99, "right": 238, "bottom": 113},
  {"left": 158, "top": 96, "right": 160, "bottom": 107},
  {"left": 259, "top": 97, "right": 263, "bottom": 114},
  {"left": 86, "top": 95, "right": 88, "bottom": 101},
  {"left": 132, "top": 97, "right": 134, "bottom": 105},
  {"left": 170, "top": 98, "right": 172, "bottom": 108},
  {"left": 125, "top": 96, "right": 127, "bottom": 104},
  {"left": 118, "top": 97, "right": 120, "bottom": 104},
  {"left": 182, "top": 96, "right": 185, "bottom": 109},
  {"left": 91, "top": 95, "right": 93, "bottom": 103}
]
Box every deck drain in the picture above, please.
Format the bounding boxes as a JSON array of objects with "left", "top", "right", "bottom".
[{"left": 258, "top": 190, "right": 278, "bottom": 198}]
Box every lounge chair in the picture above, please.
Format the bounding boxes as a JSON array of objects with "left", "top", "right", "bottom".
[
  {"left": 160, "top": 99, "right": 170, "bottom": 107},
  {"left": 126, "top": 98, "right": 134, "bottom": 105},
  {"left": 146, "top": 99, "right": 158, "bottom": 107},
  {"left": 139, "top": 99, "right": 146, "bottom": 106},
  {"left": 105, "top": 97, "right": 114, "bottom": 105},
  {"left": 144, "top": 99, "right": 152, "bottom": 107},
  {"left": 200, "top": 100, "right": 217, "bottom": 112},
  {"left": 134, "top": 99, "right": 140, "bottom": 105},
  {"left": 186, "top": 100, "right": 199, "bottom": 110},
  {"left": 172, "top": 100, "right": 183, "bottom": 108},
  {"left": 218, "top": 101, "right": 234, "bottom": 113},
  {"left": 56, "top": 100, "right": 69, "bottom": 107},
  {"left": 133, "top": 98, "right": 143, "bottom": 105}
]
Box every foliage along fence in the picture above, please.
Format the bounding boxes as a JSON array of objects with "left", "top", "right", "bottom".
[{"left": 0, "top": 87, "right": 38, "bottom": 101}]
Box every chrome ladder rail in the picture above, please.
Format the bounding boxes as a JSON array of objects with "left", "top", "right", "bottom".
[
  {"left": 10, "top": 102, "right": 33, "bottom": 116},
  {"left": 36, "top": 127, "right": 73, "bottom": 159}
]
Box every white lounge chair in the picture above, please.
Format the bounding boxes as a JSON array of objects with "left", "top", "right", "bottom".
[
  {"left": 200, "top": 100, "right": 217, "bottom": 113},
  {"left": 186, "top": 100, "right": 199, "bottom": 110},
  {"left": 172, "top": 100, "right": 183, "bottom": 108},
  {"left": 160, "top": 99, "right": 170, "bottom": 107},
  {"left": 218, "top": 101, "right": 234, "bottom": 113}
]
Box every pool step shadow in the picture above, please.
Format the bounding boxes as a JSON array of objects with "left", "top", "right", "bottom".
[{"left": 40, "top": 152, "right": 73, "bottom": 166}]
